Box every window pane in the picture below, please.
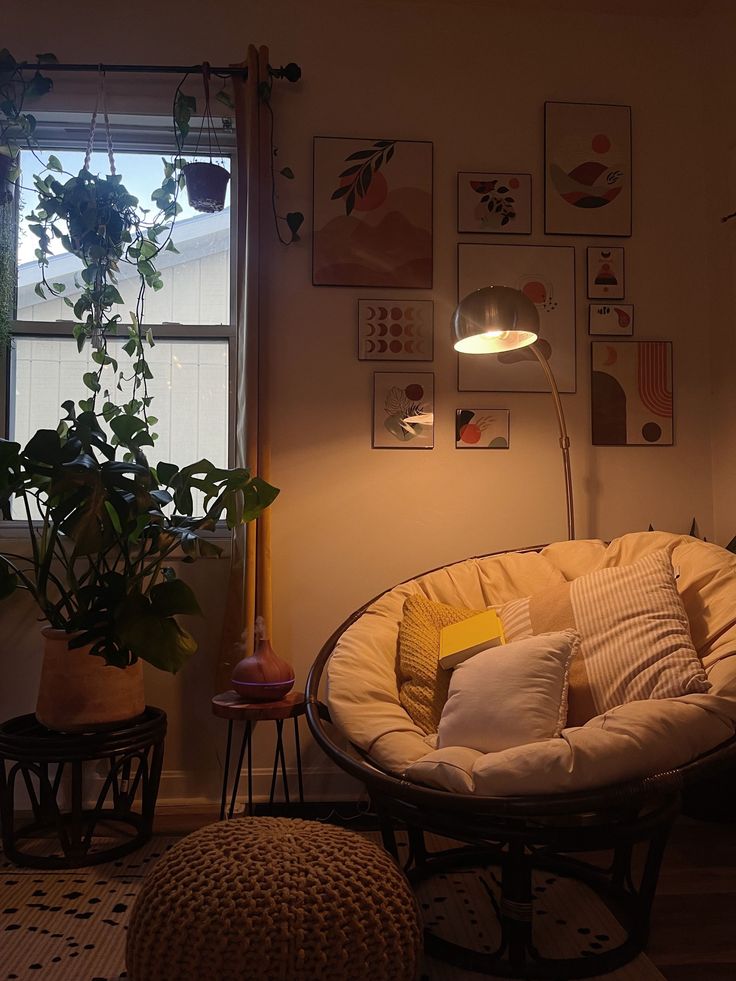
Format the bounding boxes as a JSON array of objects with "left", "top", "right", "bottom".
[
  {"left": 10, "top": 337, "right": 229, "bottom": 517},
  {"left": 16, "top": 149, "right": 231, "bottom": 326}
]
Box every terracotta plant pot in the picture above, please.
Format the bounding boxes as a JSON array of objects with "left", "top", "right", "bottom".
[
  {"left": 182, "top": 162, "right": 230, "bottom": 213},
  {"left": 36, "top": 628, "right": 146, "bottom": 733},
  {"left": 232, "top": 635, "right": 295, "bottom": 703},
  {"left": 0, "top": 153, "right": 16, "bottom": 207}
]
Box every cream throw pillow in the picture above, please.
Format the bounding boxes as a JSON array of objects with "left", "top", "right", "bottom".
[
  {"left": 498, "top": 548, "right": 710, "bottom": 727},
  {"left": 397, "top": 594, "right": 481, "bottom": 734},
  {"left": 438, "top": 630, "right": 579, "bottom": 754}
]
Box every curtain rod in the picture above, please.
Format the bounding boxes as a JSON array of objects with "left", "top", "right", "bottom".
[{"left": 16, "top": 62, "right": 302, "bottom": 81}]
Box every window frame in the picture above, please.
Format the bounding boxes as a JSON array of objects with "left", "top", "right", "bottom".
[{"left": 1, "top": 112, "right": 238, "bottom": 506}]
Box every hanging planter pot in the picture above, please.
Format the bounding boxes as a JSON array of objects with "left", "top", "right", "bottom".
[{"left": 182, "top": 161, "right": 230, "bottom": 213}]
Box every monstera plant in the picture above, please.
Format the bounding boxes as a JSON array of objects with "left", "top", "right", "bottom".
[{"left": 0, "top": 405, "right": 277, "bottom": 671}]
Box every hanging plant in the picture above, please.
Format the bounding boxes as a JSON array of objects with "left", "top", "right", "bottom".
[
  {"left": 0, "top": 49, "right": 56, "bottom": 205},
  {"left": 25, "top": 133, "right": 183, "bottom": 431},
  {"left": 174, "top": 65, "right": 230, "bottom": 213}
]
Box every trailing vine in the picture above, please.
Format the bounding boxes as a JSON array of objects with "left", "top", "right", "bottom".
[{"left": 25, "top": 152, "right": 184, "bottom": 452}]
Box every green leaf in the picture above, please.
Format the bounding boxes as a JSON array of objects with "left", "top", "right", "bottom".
[
  {"left": 34, "top": 283, "right": 46, "bottom": 300},
  {"left": 156, "top": 461, "right": 179, "bottom": 485},
  {"left": 109, "top": 414, "right": 147, "bottom": 442},
  {"left": 164, "top": 239, "right": 180, "bottom": 254},
  {"left": 46, "top": 154, "right": 62, "bottom": 172},
  {"left": 35, "top": 53, "right": 58, "bottom": 63},
  {"left": 215, "top": 87, "right": 235, "bottom": 109},
  {"left": 115, "top": 594, "right": 198, "bottom": 673},
  {"left": 51, "top": 282, "right": 65, "bottom": 292},
  {"left": 82, "top": 372, "right": 100, "bottom": 392},
  {"left": 286, "top": 212, "right": 304, "bottom": 234},
  {"left": 104, "top": 500, "right": 123, "bottom": 535},
  {"left": 280, "top": 167, "right": 295, "bottom": 180},
  {"left": 150, "top": 578, "right": 202, "bottom": 617}
]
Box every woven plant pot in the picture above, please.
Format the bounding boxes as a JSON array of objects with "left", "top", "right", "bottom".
[
  {"left": 36, "top": 628, "right": 145, "bottom": 733},
  {"left": 182, "top": 162, "right": 230, "bottom": 213}
]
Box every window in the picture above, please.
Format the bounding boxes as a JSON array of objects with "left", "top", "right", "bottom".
[{"left": 1, "top": 113, "right": 236, "bottom": 517}]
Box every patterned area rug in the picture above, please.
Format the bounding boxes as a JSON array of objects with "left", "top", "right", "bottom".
[{"left": 0, "top": 830, "right": 665, "bottom": 980}]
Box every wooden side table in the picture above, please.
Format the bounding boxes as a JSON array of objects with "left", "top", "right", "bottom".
[{"left": 211, "top": 690, "right": 306, "bottom": 820}]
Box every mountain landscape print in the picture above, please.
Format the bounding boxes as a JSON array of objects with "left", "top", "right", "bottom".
[{"left": 313, "top": 137, "right": 433, "bottom": 287}]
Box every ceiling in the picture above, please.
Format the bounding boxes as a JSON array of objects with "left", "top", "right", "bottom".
[{"left": 415, "top": 0, "right": 708, "bottom": 14}]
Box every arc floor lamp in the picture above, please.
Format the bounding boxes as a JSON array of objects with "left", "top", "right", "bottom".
[{"left": 451, "top": 286, "right": 575, "bottom": 541}]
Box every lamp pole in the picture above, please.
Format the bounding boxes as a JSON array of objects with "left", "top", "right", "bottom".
[{"left": 529, "top": 344, "right": 575, "bottom": 541}]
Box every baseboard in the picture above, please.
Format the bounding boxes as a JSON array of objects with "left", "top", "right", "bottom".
[{"left": 87, "top": 764, "right": 367, "bottom": 811}]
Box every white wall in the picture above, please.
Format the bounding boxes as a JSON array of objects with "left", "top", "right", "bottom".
[{"left": 2, "top": 0, "right": 722, "bottom": 805}]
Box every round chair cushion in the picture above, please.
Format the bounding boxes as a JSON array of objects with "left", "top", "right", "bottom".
[{"left": 126, "top": 817, "right": 422, "bottom": 981}]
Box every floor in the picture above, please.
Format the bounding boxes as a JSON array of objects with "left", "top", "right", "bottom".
[
  {"left": 0, "top": 809, "right": 732, "bottom": 979},
  {"left": 152, "top": 808, "right": 736, "bottom": 981},
  {"left": 647, "top": 815, "right": 736, "bottom": 979}
]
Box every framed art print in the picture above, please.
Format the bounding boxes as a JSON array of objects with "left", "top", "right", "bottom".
[
  {"left": 587, "top": 247, "right": 625, "bottom": 299},
  {"left": 456, "top": 409, "right": 510, "bottom": 448},
  {"left": 591, "top": 341, "right": 673, "bottom": 445},
  {"left": 313, "top": 137, "right": 433, "bottom": 288},
  {"left": 372, "top": 372, "right": 434, "bottom": 448},
  {"left": 589, "top": 303, "right": 634, "bottom": 336},
  {"left": 457, "top": 172, "right": 532, "bottom": 234},
  {"left": 545, "top": 102, "right": 632, "bottom": 236},
  {"left": 457, "top": 243, "right": 576, "bottom": 393},
  {"left": 358, "top": 299, "right": 433, "bottom": 361}
]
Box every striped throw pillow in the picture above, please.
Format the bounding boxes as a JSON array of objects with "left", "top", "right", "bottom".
[{"left": 499, "top": 548, "right": 710, "bottom": 726}]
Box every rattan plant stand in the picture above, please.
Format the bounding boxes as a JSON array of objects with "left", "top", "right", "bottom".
[{"left": 0, "top": 706, "right": 166, "bottom": 869}]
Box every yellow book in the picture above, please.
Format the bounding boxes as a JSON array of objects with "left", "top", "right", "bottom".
[{"left": 439, "top": 609, "right": 506, "bottom": 669}]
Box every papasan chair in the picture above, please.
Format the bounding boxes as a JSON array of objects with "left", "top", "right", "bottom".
[{"left": 306, "top": 531, "right": 736, "bottom": 979}]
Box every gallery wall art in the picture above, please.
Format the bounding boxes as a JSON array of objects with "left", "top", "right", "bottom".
[
  {"left": 313, "top": 137, "right": 433, "bottom": 288},
  {"left": 457, "top": 243, "right": 576, "bottom": 393},
  {"left": 587, "top": 247, "right": 625, "bottom": 299},
  {"left": 372, "top": 372, "right": 434, "bottom": 448},
  {"left": 545, "top": 102, "right": 632, "bottom": 236},
  {"left": 589, "top": 303, "right": 634, "bottom": 336},
  {"left": 457, "top": 173, "right": 532, "bottom": 234},
  {"left": 456, "top": 409, "right": 510, "bottom": 449},
  {"left": 591, "top": 341, "right": 673, "bottom": 446},
  {"left": 357, "top": 299, "right": 433, "bottom": 361}
]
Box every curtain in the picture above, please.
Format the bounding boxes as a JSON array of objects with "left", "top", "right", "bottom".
[{"left": 217, "top": 45, "right": 273, "bottom": 690}]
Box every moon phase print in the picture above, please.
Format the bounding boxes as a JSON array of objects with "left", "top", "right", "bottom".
[
  {"left": 545, "top": 102, "right": 632, "bottom": 236},
  {"left": 587, "top": 246, "right": 625, "bottom": 300},
  {"left": 358, "top": 299, "right": 433, "bottom": 361}
]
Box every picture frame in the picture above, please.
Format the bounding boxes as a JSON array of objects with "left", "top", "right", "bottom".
[
  {"left": 588, "top": 303, "right": 634, "bottom": 336},
  {"left": 545, "top": 101, "right": 632, "bottom": 237},
  {"left": 587, "top": 247, "right": 625, "bottom": 300},
  {"left": 456, "top": 409, "right": 510, "bottom": 449},
  {"left": 457, "top": 172, "right": 532, "bottom": 235},
  {"left": 457, "top": 243, "right": 576, "bottom": 393},
  {"left": 357, "top": 299, "right": 433, "bottom": 361},
  {"left": 372, "top": 372, "right": 434, "bottom": 449},
  {"left": 591, "top": 341, "right": 673, "bottom": 446},
  {"left": 313, "top": 137, "right": 433, "bottom": 288}
]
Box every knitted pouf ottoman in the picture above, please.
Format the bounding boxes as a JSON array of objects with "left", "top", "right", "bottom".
[{"left": 126, "top": 817, "right": 422, "bottom": 981}]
